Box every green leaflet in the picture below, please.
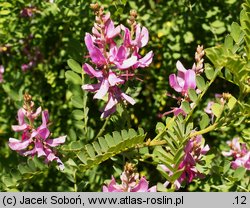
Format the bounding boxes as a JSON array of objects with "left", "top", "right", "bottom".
[
  {"left": 62, "top": 128, "right": 146, "bottom": 171},
  {"left": 67, "top": 59, "right": 83, "bottom": 74}
]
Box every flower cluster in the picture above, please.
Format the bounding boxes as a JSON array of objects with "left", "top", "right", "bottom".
[
  {"left": 222, "top": 138, "right": 250, "bottom": 170},
  {"left": 8, "top": 93, "right": 66, "bottom": 170},
  {"left": 160, "top": 135, "right": 209, "bottom": 189},
  {"left": 162, "top": 45, "right": 205, "bottom": 117},
  {"left": 0, "top": 65, "right": 4, "bottom": 83},
  {"left": 103, "top": 163, "right": 156, "bottom": 192},
  {"left": 20, "top": 7, "right": 37, "bottom": 18},
  {"left": 82, "top": 4, "right": 153, "bottom": 118},
  {"left": 21, "top": 34, "right": 43, "bottom": 72}
]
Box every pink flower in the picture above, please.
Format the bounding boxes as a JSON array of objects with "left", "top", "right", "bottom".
[
  {"left": 222, "top": 138, "right": 250, "bottom": 170},
  {"left": 160, "top": 135, "right": 209, "bottom": 189},
  {"left": 169, "top": 61, "right": 196, "bottom": 97},
  {"left": 9, "top": 107, "right": 66, "bottom": 170},
  {"left": 122, "top": 24, "right": 149, "bottom": 48},
  {"left": 82, "top": 63, "right": 135, "bottom": 118},
  {"left": 82, "top": 9, "right": 153, "bottom": 118},
  {"left": 0, "top": 65, "right": 4, "bottom": 83},
  {"left": 103, "top": 176, "right": 156, "bottom": 192},
  {"left": 85, "top": 33, "right": 107, "bottom": 66},
  {"left": 160, "top": 107, "right": 186, "bottom": 117},
  {"left": 20, "top": 7, "right": 36, "bottom": 18},
  {"left": 103, "top": 163, "right": 156, "bottom": 192}
]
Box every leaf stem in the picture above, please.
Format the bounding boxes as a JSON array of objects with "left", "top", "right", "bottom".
[{"left": 94, "top": 117, "right": 110, "bottom": 139}]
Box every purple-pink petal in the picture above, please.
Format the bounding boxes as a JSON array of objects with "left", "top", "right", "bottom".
[
  {"left": 169, "top": 74, "right": 182, "bottom": 92},
  {"left": 108, "top": 72, "right": 124, "bottom": 86},
  {"left": 136, "top": 51, "right": 153, "bottom": 68},
  {"left": 101, "top": 105, "right": 116, "bottom": 119},
  {"left": 176, "top": 60, "right": 187, "bottom": 73},
  {"left": 12, "top": 123, "right": 29, "bottom": 132},
  {"left": 82, "top": 83, "right": 101, "bottom": 92},
  {"left": 8, "top": 138, "right": 31, "bottom": 150},
  {"left": 83, "top": 63, "right": 103, "bottom": 78},
  {"left": 121, "top": 92, "right": 136, "bottom": 105},
  {"left": 117, "top": 56, "right": 138, "bottom": 69},
  {"left": 135, "top": 25, "right": 149, "bottom": 48},
  {"left": 106, "top": 19, "right": 121, "bottom": 39},
  {"left": 183, "top": 69, "right": 196, "bottom": 91},
  {"left": 131, "top": 177, "right": 149, "bottom": 192},
  {"left": 46, "top": 135, "right": 66, "bottom": 147},
  {"left": 31, "top": 107, "right": 42, "bottom": 119},
  {"left": 35, "top": 141, "right": 46, "bottom": 157},
  {"left": 17, "top": 108, "right": 26, "bottom": 125},
  {"left": 85, "top": 33, "right": 106, "bottom": 66},
  {"left": 93, "top": 79, "right": 109, "bottom": 99}
]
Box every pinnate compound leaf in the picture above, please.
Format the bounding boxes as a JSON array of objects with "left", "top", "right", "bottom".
[{"left": 73, "top": 128, "right": 146, "bottom": 171}]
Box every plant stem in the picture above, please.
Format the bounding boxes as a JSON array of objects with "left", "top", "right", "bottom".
[
  {"left": 145, "top": 122, "right": 218, "bottom": 148},
  {"left": 189, "top": 122, "right": 218, "bottom": 137},
  {"left": 94, "top": 117, "right": 110, "bottom": 139}
]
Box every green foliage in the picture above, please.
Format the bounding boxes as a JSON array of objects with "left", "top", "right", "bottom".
[
  {"left": 62, "top": 128, "right": 146, "bottom": 171},
  {"left": 153, "top": 117, "right": 194, "bottom": 187},
  {"left": 206, "top": 11, "right": 250, "bottom": 96},
  {"left": 0, "top": 0, "right": 249, "bottom": 192}
]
